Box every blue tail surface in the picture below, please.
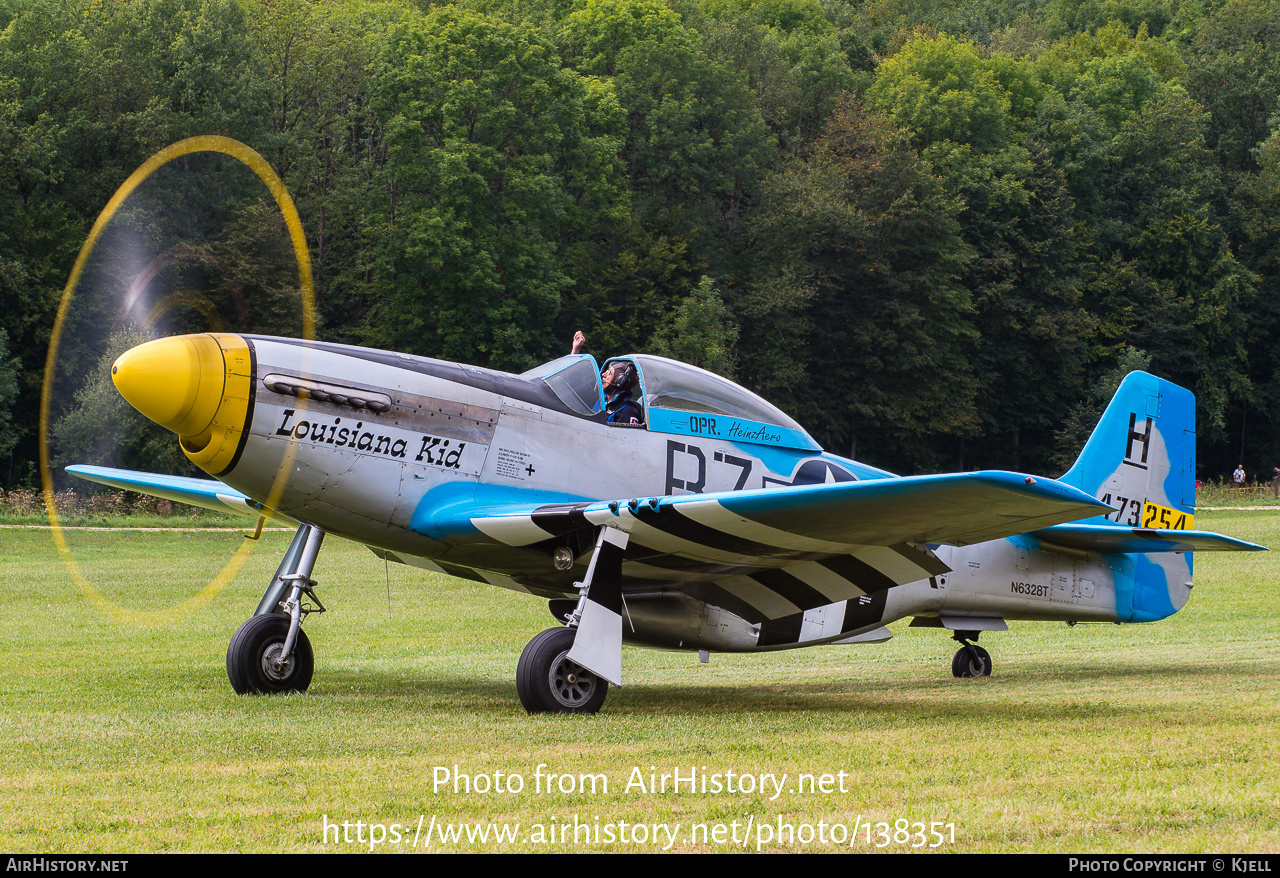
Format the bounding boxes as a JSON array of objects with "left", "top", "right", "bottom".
[
  {"left": 1059, "top": 371, "right": 1196, "bottom": 530},
  {"left": 1058, "top": 372, "right": 1198, "bottom": 621}
]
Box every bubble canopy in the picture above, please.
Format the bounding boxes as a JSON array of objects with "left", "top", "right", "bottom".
[{"left": 523, "top": 353, "right": 819, "bottom": 451}]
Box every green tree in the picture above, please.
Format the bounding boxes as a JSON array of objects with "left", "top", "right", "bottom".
[
  {"left": 560, "top": 0, "right": 775, "bottom": 259},
  {"left": 0, "top": 329, "right": 19, "bottom": 468},
  {"left": 612, "top": 17, "right": 776, "bottom": 258},
  {"left": 650, "top": 275, "right": 738, "bottom": 376},
  {"left": 1051, "top": 345, "right": 1151, "bottom": 471},
  {"left": 558, "top": 0, "right": 688, "bottom": 76},
  {"left": 1044, "top": 0, "right": 1175, "bottom": 39},
  {"left": 555, "top": 0, "right": 775, "bottom": 356},
  {"left": 367, "top": 7, "right": 628, "bottom": 370},
  {"left": 1221, "top": 129, "right": 1280, "bottom": 475},
  {"left": 1104, "top": 90, "right": 1256, "bottom": 435},
  {"left": 245, "top": 0, "right": 399, "bottom": 339},
  {"left": 1185, "top": 0, "right": 1280, "bottom": 174},
  {"left": 868, "top": 34, "right": 1094, "bottom": 471},
  {"left": 52, "top": 329, "right": 193, "bottom": 476},
  {"left": 690, "top": 0, "right": 857, "bottom": 153},
  {"left": 747, "top": 99, "right": 977, "bottom": 469},
  {"left": 0, "top": 0, "right": 272, "bottom": 484},
  {"left": 555, "top": 217, "right": 704, "bottom": 358}
]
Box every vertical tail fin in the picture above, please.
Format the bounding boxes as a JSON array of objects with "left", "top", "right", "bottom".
[
  {"left": 1058, "top": 371, "right": 1196, "bottom": 529},
  {"left": 1059, "top": 372, "right": 1199, "bottom": 622}
]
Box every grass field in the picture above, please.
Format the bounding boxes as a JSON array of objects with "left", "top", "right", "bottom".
[
  {"left": 1, "top": 509, "right": 1277, "bottom": 852},
  {"left": 1194, "top": 483, "right": 1280, "bottom": 508}
]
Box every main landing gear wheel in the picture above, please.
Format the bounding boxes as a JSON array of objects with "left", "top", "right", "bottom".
[
  {"left": 227, "top": 613, "right": 314, "bottom": 694},
  {"left": 516, "top": 627, "right": 608, "bottom": 715},
  {"left": 951, "top": 644, "right": 992, "bottom": 678}
]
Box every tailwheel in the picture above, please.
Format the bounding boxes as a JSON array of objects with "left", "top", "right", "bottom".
[
  {"left": 227, "top": 613, "right": 314, "bottom": 694},
  {"left": 516, "top": 627, "right": 608, "bottom": 714},
  {"left": 951, "top": 643, "right": 992, "bottom": 678}
]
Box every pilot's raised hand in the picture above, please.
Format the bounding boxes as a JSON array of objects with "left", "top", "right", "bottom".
[{"left": 571, "top": 330, "right": 586, "bottom": 355}]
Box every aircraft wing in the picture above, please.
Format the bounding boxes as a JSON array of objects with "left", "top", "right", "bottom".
[
  {"left": 444, "top": 472, "right": 1109, "bottom": 624},
  {"left": 458, "top": 471, "right": 1110, "bottom": 553},
  {"left": 1030, "top": 523, "right": 1267, "bottom": 554},
  {"left": 65, "top": 464, "right": 271, "bottom": 519}
]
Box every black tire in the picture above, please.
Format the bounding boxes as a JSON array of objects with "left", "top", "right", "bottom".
[
  {"left": 951, "top": 644, "right": 992, "bottom": 678},
  {"left": 516, "top": 627, "right": 608, "bottom": 714},
  {"left": 226, "top": 613, "right": 314, "bottom": 695}
]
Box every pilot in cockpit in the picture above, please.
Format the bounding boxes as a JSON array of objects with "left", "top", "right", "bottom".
[{"left": 571, "top": 330, "right": 645, "bottom": 426}]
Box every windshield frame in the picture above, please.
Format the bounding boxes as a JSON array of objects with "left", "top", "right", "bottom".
[
  {"left": 615, "top": 354, "right": 820, "bottom": 450},
  {"left": 519, "top": 354, "right": 605, "bottom": 416}
]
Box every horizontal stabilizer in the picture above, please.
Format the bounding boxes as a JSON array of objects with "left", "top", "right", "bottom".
[{"left": 1031, "top": 523, "right": 1267, "bottom": 554}]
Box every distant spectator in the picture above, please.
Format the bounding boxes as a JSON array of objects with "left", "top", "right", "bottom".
[
  {"left": 1233, "top": 464, "right": 1246, "bottom": 488},
  {"left": 1271, "top": 467, "right": 1279, "bottom": 499}
]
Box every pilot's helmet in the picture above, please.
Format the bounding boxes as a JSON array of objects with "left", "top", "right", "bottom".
[{"left": 602, "top": 360, "right": 638, "bottom": 394}]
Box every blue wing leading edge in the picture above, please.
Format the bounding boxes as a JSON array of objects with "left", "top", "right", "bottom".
[{"left": 66, "top": 464, "right": 265, "bottom": 519}]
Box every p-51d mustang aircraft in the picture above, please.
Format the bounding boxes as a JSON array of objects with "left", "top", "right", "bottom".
[{"left": 69, "top": 333, "right": 1263, "bottom": 713}]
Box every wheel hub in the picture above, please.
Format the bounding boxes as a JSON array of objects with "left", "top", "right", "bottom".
[
  {"left": 549, "top": 651, "right": 598, "bottom": 708},
  {"left": 262, "top": 643, "right": 295, "bottom": 682}
]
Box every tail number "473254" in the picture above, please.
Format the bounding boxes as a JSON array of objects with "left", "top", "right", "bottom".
[{"left": 1100, "top": 494, "right": 1194, "bottom": 530}]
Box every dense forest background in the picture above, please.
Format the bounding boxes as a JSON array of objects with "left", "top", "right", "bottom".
[{"left": 3, "top": 0, "right": 1280, "bottom": 485}]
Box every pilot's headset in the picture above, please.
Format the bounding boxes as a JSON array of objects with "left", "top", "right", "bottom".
[{"left": 602, "top": 360, "right": 638, "bottom": 395}]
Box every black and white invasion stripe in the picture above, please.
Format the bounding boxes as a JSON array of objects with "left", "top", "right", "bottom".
[{"left": 470, "top": 498, "right": 949, "bottom": 623}]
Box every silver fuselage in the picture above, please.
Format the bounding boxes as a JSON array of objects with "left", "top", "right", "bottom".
[{"left": 211, "top": 337, "right": 1181, "bottom": 654}]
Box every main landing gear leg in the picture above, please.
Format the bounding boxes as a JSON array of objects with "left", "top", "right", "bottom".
[
  {"left": 227, "top": 523, "right": 327, "bottom": 694},
  {"left": 517, "top": 527, "right": 628, "bottom": 714},
  {"left": 950, "top": 629, "right": 992, "bottom": 678}
]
